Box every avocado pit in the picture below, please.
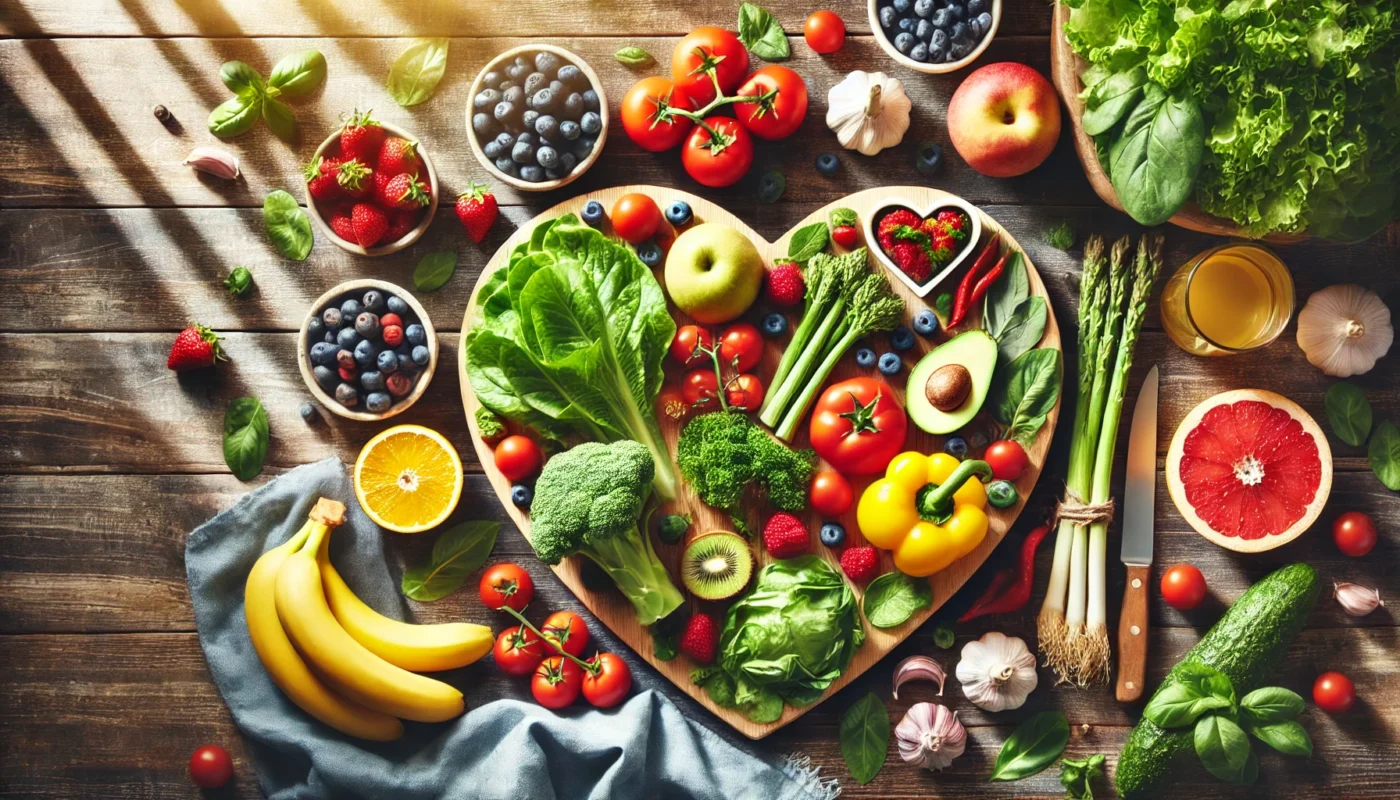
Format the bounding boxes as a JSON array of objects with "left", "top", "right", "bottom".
[{"left": 926, "top": 363, "right": 972, "bottom": 411}]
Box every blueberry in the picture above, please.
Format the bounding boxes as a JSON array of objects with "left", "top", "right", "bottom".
[
  {"left": 535, "top": 114, "right": 559, "bottom": 138},
  {"left": 557, "top": 64, "right": 583, "bottom": 86},
  {"left": 932, "top": 8, "right": 952, "bottom": 28},
  {"left": 353, "top": 312, "right": 379, "bottom": 338},
  {"left": 516, "top": 131, "right": 535, "bottom": 145},
  {"left": 494, "top": 155, "right": 517, "bottom": 174},
  {"left": 969, "top": 17, "right": 983, "bottom": 37},
  {"left": 338, "top": 299, "right": 360, "bottom": 319},
  {"left": 916, "top": 19, "right": 933, "bottom": 41},
  {"left": 762, "top": 313, "right": 788, "bottom": 336},
  {"left": 412, "top": 345, "right": 430, "bottom": 366},
  {"left": 913, "top": 309, "right": 939, "bottom": 336},
  {"left": 878, "top": 352, "right": 902, "bottom": 375},
  {"left": 914, "top": 0, "right": 935, "bottom": 16},
  {"left": 520, "top": 165, "right": 545, "bottom": 182},
  {"left": 582, "top": 200, "right": 605, "bottom": 227},
  {"left": 758, "top": 170, "right": 785, "bottom": 204},
  {"left": 306, "top": 317, "right": 325, "bottom": 340},
  {"left": 511, "top": 140, "right": 535, "bottom": 164},
  {"left": 404, "top": 324, "right": 426, "bottom": 346},
  {"left": 949, "top": 40, "right": 971, "bottom": 60},
  {"left": 386, "top": 295, "right": 408, "bottom": 316},
  {"left": 353, "top": 339, "right": 376, "bottom": 368},
  {"left": 310, "top": 341, "right": 337, "bottom": 366},
  {"left": 549, "top": 79, "right": 566, "bottom": 96},
  {"left": 474, "top": 88, "right": 501, "bottom": 110},
  {"left": 969, "top": 0, "right": 987, "bottom": 14},
  {"left": 558, "top": 152, "right": 578, "bottom": 174},
  {"left": 891, "top": 326, "right": 916, "bottom": 351},
  {"left": 951, "top": 21, "right": 970, "bottom": 43},
  {"left": 504, "top": 60, "right": 527, "bottom": 80},
  {"left": 375, "top": 349, "right": 398, "bottom": 374},
  {"left": 511, "top": 484, "right": 534, "bottom": 508},
  {"left": 365, "top": 392, "right": 392, "bottom": 413},
  {"left": 521, "top": 109, "right": 540, "bottom": 131},
  {"left": 523, "top": 71, "right": 547, "bottom": 97},
  {"left": 944, "top": 435, "right": 969, "bottom": 458},
  {"left": 819, "top": 523, "right": 847, "bottom": 548},
  {"left": 855, "top": 347, "right": 877, "bottom": 368},
  {"left": 299, "top": 402, "right": 316, "bottom": 422},
  {"left": 916, "top": 142, "right": 944, "bottom": 175},
  {"left": 495, "top": 131, "right": 515, "bottom": 149},
  {"left": 324, "top": 331, "right": 337, "bottom": 343},
  {"left": 563, "top": 92, "right": 585, "bottom": 118},
  {"left": 932, "top": 28, "right": 949, "bottom": 50},
  {"left": 321, "top": 307, "right": 343, "bottom": 330},
  {"left": 898, "top": 17, "right": 916, "bottom": 33},
  {"left": 559, "top": 120, "right": 581, "bottom": 140},
  {"left": 531, "top": 88, "right": 555, "bottom": 111},
  {"left": 911, "top": 42, "right": 929, "bottom": 61},
  {"left": 975, "top": 12, "right": 992, "bottom": 34},
  {"left": 483, "top": 70, "right": 501, "bottom": 86},
  {"left": 893, "top": 0, "right": 911, "bottom": 12},
  {"left": 502, "top": 85, "right": 524, "bottom": 106},
  {"left": 334, "top": 383, "right": 359, "bottom": 407},
  {"left": 313, "top": 365, "right": 337, "bottom": 391},
  {"left": 665, "top": 200, "right": 693, "bottom": 226},
  {"left": 360, "top": 370, "right": 385, "bottom": 392},
  {"left": 396, "top": 352, "right": 418, "bottom": 376},
  {"left": 879, "top": 5, "right": 898, "bottom": 27},
  {"left": 534, "top": 51, "right": 560, "bottom": 74},
  {"left": 815, "top": 152, "right": 840, "bottom": 177},
  {"left": 493, "top": 101, "right": 517, "bottom": 123},
  {"left": 499, "top": 80, "right": 517, "bottom": 92},
  {"left": 472, "top": 112, "right": 493, "bottom": 137},
  {"left": 573, "top": 137, "right": 596, "bottom": 159},
  {"left": 894, "top": 31, "right": 916, "bottom": 53},
  {"left": 580, "top": 111, "right": 602, "bottom": 135},
  {"left": 582, "top": 89, "right": 600, "bottom": 111},
  {"left": 336, "top": 327, "right": 361, "bottom": 349},
  {"left": 361, "top": 290, "right": 385, "bottom": 312},
  {"left": 536, "top": 146, "right": 559, "bottom": 169}
]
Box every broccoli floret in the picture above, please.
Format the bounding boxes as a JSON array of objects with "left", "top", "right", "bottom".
[
  {"left": 676, "top": 412, "right": 816, "bottom": 515},
  {"left": 474, "top": 407, "right": 506, "bottom": 443},
  {"left": 528, "top": 440, "right": 683, "bottom": 625},
  {"left": 1046, "top": 221, "right": 1076, "bottom": 250}
]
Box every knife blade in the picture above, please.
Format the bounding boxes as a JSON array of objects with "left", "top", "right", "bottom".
[{"left": 1116, "top": 365, "right": 1158, "bottom": 703}]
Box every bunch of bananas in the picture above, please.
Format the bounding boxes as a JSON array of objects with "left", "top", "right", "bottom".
[{"left": 244, "top": 498, "right": 492, "bottom": 740}]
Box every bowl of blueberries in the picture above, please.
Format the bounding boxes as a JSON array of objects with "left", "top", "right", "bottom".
[
  {"left": 298, "top": 280, "right": 437, "bottom": 421},
  {"left": 870, "top": 0, "right": 1000, "bottom": 72},
  {"left": 467, "top": 44, "right": 608, "bottom": 192}
]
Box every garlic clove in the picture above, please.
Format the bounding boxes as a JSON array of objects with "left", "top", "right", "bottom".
[
  {"left": 895, "top": 702, "right": 966, "bottom": 771},
  {"left": 1335, "top": 581, "right": 1383, "bottom": 617},
  {"left": 184, "top": 146, "right": 241, "bottom": 180},
  {"left": 893, "top": 655, "right": 947, "bottom": 699}
]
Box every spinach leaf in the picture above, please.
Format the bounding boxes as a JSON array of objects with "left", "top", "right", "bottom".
[
  {"left": 388, "top": 38, "right": 449, "bottom": 107},
  {"left": 209, "top": 94, "right": 263, "bottom": 138},
  {"left": 1082, "top": 67, "right": 1147, "bottom": 136},
  {"left": 1368, "top": 420, "right": 1400, "bottom": 490},
  {"left": 1109, "top": 83, "right": 1204, "bottom": 227},
  {"left": 862, "top": 571, "right": 931, "bottom": 628},
  {"left": 786, "top": 222, "right": 829, "bottom": 264},
  {"left": 734, "top": 677, "right": 784, "bottom": 723},
  {"left": 990, "top": 348, "right": 1062, "bottom": 444},
  {"left": 219, "top": 61, "right": 265, "bottom": 95},
  {"left": 990, "top": 711, "right": 1070, "bottom": 781},
  {"left": 222, "top": 397, "right": 268, "bottom": 481},
  {"left": 1247, "top": 720, "right": 1312, "bottom": 757},
  {"left": 839, "top": 693, "right": 889, "bottom": 785},
  {"left": 983, "top": 251, "right": 1029, "bottom": 338},
  {"left": 1194, "top": 714, "right": 1253, "bottom": 784},
  {"left": 414, "top": 250, "right": 459, "bottom": 292},
  {"left": 401, "top": 521, "right": 499, "bottom": 601},
  {"left": 1059, "top": 753, "right": 1106, "bottom": 800},
  {"left": 737, "top": 3, "right": 789, "bottom": 61},
  {"left": 829, "top": 207, "right": 858, "bottom": 229},
  {"left": 995, "top": 296, "right": 1048, "bottom": 364},
  {"left": 268, "top": 49, "right": 326, "bottom": 98},
  {"left": 1325, "top": 381, "right": 1372, "bottom": 447},
  {"left": 261, "top": 96, "right": 297, "bottom": 141},
  {"left": 1240, "top": 686, "right": 1304, "bottom": 725},
  {"left": 262, "top": 190, "right": 313, "bottom": 261},
  {"left": 692, "top": 667, "right": 739, "bottom": 708},
  {"left": 614, "top": 46, "right": 654, "bottom": 67}
]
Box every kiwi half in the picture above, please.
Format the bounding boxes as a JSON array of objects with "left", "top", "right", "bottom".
[{"left": 681, "top": 531, "right": 753, "bottom": 601}]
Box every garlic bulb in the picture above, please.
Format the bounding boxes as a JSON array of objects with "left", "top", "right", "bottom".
[
  {"left": 893, "top": 655, "right": 947, "bottom": 699},
  {"left": 895, "top": 702, "right": 966, "bottom": 771},
  {"left": 955, "top": 631, "right": 1038, "bottom": 712},
  {"left": 183, "top": 146, "right": 241, "bottom": 180},
  {"left": 1335, "top": 581, "right": 1383, "bottom": 617},
  {"left": 826, "top": 71, "right": 911, "bottom": 156},
  {"left": 1297, "top": 285, "right": 1393, "bottom": 377}
]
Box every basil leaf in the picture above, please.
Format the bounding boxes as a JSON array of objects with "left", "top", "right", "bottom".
[
  {"left": 209, "top": 93, "right": 263, "bottom": 138},
  {"left": 737, "top": 2, "right": 790, "bottom": 61},
  {"left": 1144, "top": 681, "right": 1233, "bottom": 728},
  {"left": 839, "top": 693, "right": 889, "bottom": 785},
  {"left": 1194, "top": 714, "right": 1252, "bottom": 784},
  {"left": 1059, "top": 753, "right": 1106, "bottom": 800},
  {"left": 401, "top": 521, "right": 499, "bottom": 601},
  {"left": 1369, "top": 420, "right": 1400, "bottom": 490},
  {"left": 1081, "top": 67, "right": 1147, "bottom": 136},
  {"left": 222, "top": 397, "right": 268, "bottom": 481},
  {"left": 223, "top": 266, "right": 253, "bottom": 296},
  {"left": 261, "top": 96, "right": 297, "bottom": 141},
  {"left": 1240, "top": 686, "right": 1304, "bottom": 724},
  {"left": 388, "top": 38, "right": 449, "bottom": 107},
  {"left": 1109, "top": 83, "right": 1205, "bottom": 227},
  {"left": 990, "top": 711, "right": 1070, "bottom": 781},
  {"left": 862, "top": 571, "right": 931, "bottom": 628},
  {"left": 1248, "top": 720, "right": 1312, "bottom": 757},
  {"left": 934, "top": 292, "right": 954, "bottom": 321},
  {"left": 995, "top": 296, "right": 1048, "bottom": 364},
  {"left": 983, "top": 251, "right": 1030, "bottom": 339},
  {"left": 414, "top": 250, "right": 459, "bottom": 292},
  {"left": 219, "top": 60, "right": 265, "bottom": 95},
  {"left": 268, "top": 49, "right": 326, "bottom": 98},
  {"left": 829, "top": 207, "right": 858, "bottom": 229},
  {"left": 1325, "top": 382, "right": 1373, "bottom": 447},
  {"left": 262, "top": 190, "right": 313, "bottom": 261},
  {"left": 990, "top": 348, "right": 1062, "bottom": 444},
  {"left": 787, "top": 222, "right": 829, "bottom": 264},
  {"left": 614, "top": 46, "right": 654, "bottom": 67}
]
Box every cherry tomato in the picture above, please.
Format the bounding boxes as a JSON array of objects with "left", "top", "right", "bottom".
[
  {"left": 541, "top": 610, "right": 590, "bottom": 657},
  {"left": 189, "top": 745, "right": 233, "bottom": 789},
  {"left": 984, "top": 440, "right": 1029, "bottom": 481},
  {"left": 719, "top": 323, "right": 764, "bottom": 372},
  {"left": 809, "top": 378, "right": 908, "bottom": 475},
  {"left": 611, "top": 193, "right": 664, "bottom": 244},
  {"left": 1333, "top": 511, "right": 1377, "bottom": 557},
  {"left": 671, "top": 26, "right": 749, "bottom": 106},
  {"left": 479, "top": 563, "right": 535, "bottom": 611},
  {"left": 619, "top": 76, "right": 695, "bottom": 152},
  {"left": 669, "top": 324, "right": 714, "bottom": 367},
  {"left": 1313, "top": 671, "right": 1356, "bottom": 714},
  {"left": 733, "top": 66, "right": 809, "bottom": 141},
  {"left": 682, "top": 368, "right": 720, "bottom": 409},
  {"left": 493, "top": 625, "right": 546, "bottom": 676},
  {"left": 532, "top": 655, "right": 584, "bottom": 709},
  {"left": 494, "top": 435, "right": 543, "bottom": 482},
  {"left": 726, "top": 374, "right": 765, "bottom": 411},
  {"left": 1159, "top": 564, "right": 1208, "bottom": 610},
  {"left": 804, "top": 10, "right": 847, "bottom": 54},
  {"left": 581, "top": 652, "right": 633, "bottom": 708},
  {"left": 682, "top": 116, "right": 754, "bottom": 188},
  {"left": 810, "top": 470, "right": 854, "bottom": 517},
  {"left": 658, "top": 386, "right": 689, "bottom": 421}
]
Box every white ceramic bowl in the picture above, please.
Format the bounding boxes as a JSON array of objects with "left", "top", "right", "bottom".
[
  {"left": 864, "top": 196, "right": 985, "bottom": 297},
  {"left": 305, "top": 121, "right": 439, "bottom": 257},
  {"left": 867, "top": 0, "right": 1001, "bottom": 74}
]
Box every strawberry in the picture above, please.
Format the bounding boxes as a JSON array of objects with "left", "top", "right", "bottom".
[
  {"left": 455, "top": 181, "right": 498, "bottom": 243},
  {"left": 336, "top": 159, "right": 373, "bottom": 199},
  {"left": 303, "top": 156, "right": 343, "bottom": 203},
  {"left": 889, "top": 242, "right": 932, "bottom": 282},
  {"left": 765, "top": 262, "right": 805, "bottom": 306},
  {"left": 762, "top": 512, "right": 810, "bottom": 559},
  {"left": 339, "top": 109, "right": 385, "bottom": 163},
  {"left": 678, "top": 613, "right": 719, "bottom": 665},
  {"left": 929, "top": 232, "right": 955, "bottom": 267},
  {"left": 384, "top": 210, "right": 418, "bottom": 242},
  {"left": 166, "top": 323, "right": 225, "bottom": 371},
  {"left": 832, "top": 224, "right": 859, "bottom": 249},
  {"left": 372, "top": 168, "right": 395, "bottom": 202},
  {"left": 378, "top": 172, "right": 430, "bottom": 210},
  {"left": 936, "top": 209, "right": 969, "bottom": 241},
  {"left": 350, "top": 203, "right": 389, "bottom": 248},
  {"left": 377, "top": 137, "right": 421, "bottom": 177},
  {"left": 839, "top": 545, "right": 880, "bottom": 583},
  {"left": 876, "top": 208, "right": 924, "bottom": 252},
  {"left": 329, "top": 206, "right": 358, "bottom": 243}
]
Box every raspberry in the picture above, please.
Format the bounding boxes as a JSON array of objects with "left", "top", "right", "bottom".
[
  {"left": 762, "top": 512, "right": 810, "bottom": 559},
  {"left": 889, "top": 242, "right": 932, "bottom": 282},
  {"left": 877, "top": 209, "right": 923, "bottom": 251},
  {"left": 839, "top": 545, "right": 880, "bottom": 583},
  {"left": 765, "top": 263, "right": 805, "bottom": 306},
  {"left": 678, "top": 613, "right": 719, "bottom": 665}
]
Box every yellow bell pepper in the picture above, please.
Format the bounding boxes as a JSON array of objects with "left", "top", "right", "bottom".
[{"left": 856, "top": 452, "right": 991, "bottom": 577}]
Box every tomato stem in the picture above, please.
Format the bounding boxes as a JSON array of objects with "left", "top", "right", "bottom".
[{"left": 500, "top": 605, "right": 600, "bottom": 675}]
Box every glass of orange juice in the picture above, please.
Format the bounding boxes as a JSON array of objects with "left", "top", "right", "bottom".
[{"left": 1160, "top": 243, "right": 1295, "bottom": 357}]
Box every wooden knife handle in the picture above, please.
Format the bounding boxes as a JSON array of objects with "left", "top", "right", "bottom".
[{"left": 1116, "top": 564, "right": 1150, "bottom": 703}]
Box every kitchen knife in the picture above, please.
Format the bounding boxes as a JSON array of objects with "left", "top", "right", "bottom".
[{"left": 1116, "top": 365, "right": 1158, "bottom": 703}]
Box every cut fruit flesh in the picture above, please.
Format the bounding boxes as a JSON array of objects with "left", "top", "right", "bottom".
[
  {"left": 354, "top": 424, "right": 464, "bottom": 534},
  {"left": 1166, "top": 389, "right": 1332, "bottom": 553},
  {"left": 680, "top": 531, "right": 753, "bottom": 601}
]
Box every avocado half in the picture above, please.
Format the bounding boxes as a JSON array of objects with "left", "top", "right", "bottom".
[{"left": 906, "top": 330, "right": 998, "bottom": 435}]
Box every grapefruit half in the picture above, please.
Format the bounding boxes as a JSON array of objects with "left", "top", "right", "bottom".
[{"left": 1166, "top": 389, "right": 1332, "bottom": 553}]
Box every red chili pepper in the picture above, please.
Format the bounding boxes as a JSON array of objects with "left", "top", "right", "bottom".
[
  {"left": 967, "top": 252, "right": 1009, "bottom": 308},
  {"left": 959, "top": 524, "right": 1050, "bottom": 622},
  {"left": 948, "top": 233, "right": 1000, "bottom": 328}
]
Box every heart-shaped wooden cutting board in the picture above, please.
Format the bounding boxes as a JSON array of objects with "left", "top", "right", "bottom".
[{"left": 459, "top": 185, "right": 1061, "bottom": 738}]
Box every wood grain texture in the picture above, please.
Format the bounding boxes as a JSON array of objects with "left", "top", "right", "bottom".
[{"left": 1115, "top": 563, "right": 1149, "bottom": 703}]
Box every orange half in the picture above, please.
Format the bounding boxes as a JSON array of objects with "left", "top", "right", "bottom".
[{"left": 354, "top": 425, "right": 463, "bottom": 533}]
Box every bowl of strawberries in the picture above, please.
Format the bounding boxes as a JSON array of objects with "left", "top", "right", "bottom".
[
  {"left": 865, "top": 198, "right": 983, "bottom": 298},
  {"left": 304, "top": 112, "right": 439, "bottom": 256}
]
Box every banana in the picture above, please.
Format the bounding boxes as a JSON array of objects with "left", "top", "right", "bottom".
[
  {"left": 275, "top": 499, "right": 465, "bottom": 723},
  {"left": 244, "top": 515, "right": 403, "bottom": 742},
  {"left": 318, "top": 544, "right": 492, "bottom": 672}
]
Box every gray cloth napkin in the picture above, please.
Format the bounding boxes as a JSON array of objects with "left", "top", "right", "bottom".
[{"left": 186, "top": 457, "right": 837, "bottom": 800}]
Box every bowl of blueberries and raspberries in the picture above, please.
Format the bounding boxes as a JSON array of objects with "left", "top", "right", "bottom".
[
  {"left": 467, "top": 44, "right": 608, "bottom": 191},
  {"left": 298, "top": 280, "right": 437, "bottom": 421},
  {"left": 870, "top": 0, "right": 1000, "bottom": 71}
]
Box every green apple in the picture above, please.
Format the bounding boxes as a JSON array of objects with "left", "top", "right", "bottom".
[{"left": 663, "top": 223, "right": 764, "bottom": 324}]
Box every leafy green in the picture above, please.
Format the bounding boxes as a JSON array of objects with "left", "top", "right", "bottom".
[
  {"left": 223, "top": 266, "right": 253, "bottom": 296},
  {"left": 474, "top": 407, "right": 506, "bottom": 441},
  {"left": 1194, "top": 714, "right": 1253, "bottom": 784},
  {"left": 1081, "top": 66, "right": 1146, "bottom": 136},
  {"left": 1107, "top": 83, "right": 1205, "bottom": 227},
  {"left": 209, "top": 52, "right": 324, "bottom": 139},
  {"left": 1369, "top": 420, "right": 1400, "bottom": 490},
  {"left": 262, "top": 190, "right": 313, "bottom": 261},
  {"left": 862, "top": 571, "right": 931, "bottom": 628},
  {"left": 1060, "top": 753, "right": 1106, "bottom": 799},
  {"left": 786, "top": 222, "right": 830, "bottom": 264},
  {"left": 1143, "top": 664, "right": 1234, "bottom": 728},
  {"left": 222, "top": 397, "right": 268, "bottom": 481},
  {"left": 983, "top": 250, "right": 1029, "bottom": 339},
  {"left": 829, "top": 207, "right": 858, "bottom": 229},
  {"left": 990, "top": 711, "right": 1070, "bottom": 781},
  {"left": 737, "top": 3, "right": 790, "bottom": 61},
  {"left": 209, "top": 95, "right": 262, "bottom": 138},
  {"left": 388, "top": 39, "right": 449, "bottom": 107},
  {"left": 261, "top": 97, "right": 297, "bottom": 141},
  {"left": 413, "top": 250, "right": 458, "bottom": 292},
  {"left": 676, "top": 411, "right": 815, "bottom": 514},
  {"left": 401, "top": 521, "right": 500, "bottom": 601},
  {"left": 990, "top": 348, "right": 1062, "bottom": 445},
  {"left": 656, "top": 514, "right": 690, "bottom": 545},
  {"left": 267, "top": 50, "right": 327, "bottom": 98},
  {"left": 1325, "top": 382, "right": 1373, "bottom": 446},
  {"left": 1240, "top": 686, "right": 1305, "bottom": 725},
  {"left": 995, "top": 297, "right": 1049, "bottom": 364},
  {"left": 839, "top": 693, "right": 889, "bottom": 785},
  {"left": 220, "top": 61, "right": 265, "bottom": 95},
  {"left": 1248, "top": 720, "right": 1312, "bottom": 756},
  {"left": 614, "top": 46, "right": 654, "bottom": 67},
  {"left": 1045, "top": 221, "right": 1077, "bottom": 250},
  {"left": 932, "top": 623, "right": 955, "bottom": 649}
]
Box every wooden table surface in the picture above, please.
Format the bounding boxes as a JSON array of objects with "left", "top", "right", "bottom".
[{"left": 2, "top": 1, "right": 1398, "bottom": 797}]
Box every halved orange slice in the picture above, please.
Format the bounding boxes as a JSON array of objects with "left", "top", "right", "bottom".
[{"left": 354, "top": 425, "right": 463, "bottom": 533}]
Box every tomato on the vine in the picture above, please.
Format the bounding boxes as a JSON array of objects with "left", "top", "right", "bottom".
[
  {"left": 479, "top": 563, "right": 534, "bottom": 611},
  {"left": 669, "top": 324, "right": 714, "bottom": 367},
  {"left": 809, "top": 378, "right": 908, "bottom": 475},
  {"left": 658, "top": 386, "right": 689, "bottom": 421},
  {"left": 733, "top": 66, "right": 809, "bottom": 141},
  {"left": 1160, "top": 564, "right": 1208, "bottom": 610},
  {"left": 541, "top": 610, "right": 590, "bottom": 657},
  {"left": 611, "top": 193, "right": 663, "bottom": 244},
  {"left": 532, "top": 655, "right": 583, "bottom": 709},
  {"left": 1313, "top": 671, "right": 1356, "bottom": 714},
  {"left": 494, "top": 625, "right": 545, "bottom": 676},
  {"left": 581, "top": 652, "right": 633, "bottom": 708},
  {"left": 810, "top": 470, "right": 855, "bottom": 517},
  {"left": 726, "top": 374, "right": 765, "bottom": 411},
  {"left": 1333, "top": 511, "right": 1377, "bottom": 557},
  {"left": 619, "top": 76, "right": 695, "bottom": 152},
  {"left": 682, "top": 116, "right": 754, "bottom": 188},
  {"left": 494, "top": 435, "right": 543, "bottom": 482},
  {"left": 682, "top": 369, "right": 720, "bottom": 408},
  {"left": 984, "top": 440, "right": 1029, "bottom": 481},
  {"left": 671, "top": 26, "right": 749, "bottom": 106},
  {"left": 804, "top": 10, "right": 847, "bottom": 54},
  {"left": 719, "top": 323, "right": 763, "bottom": 372},
  {"left": 189, "top": 745, "right": 233, "bottom": 789}
]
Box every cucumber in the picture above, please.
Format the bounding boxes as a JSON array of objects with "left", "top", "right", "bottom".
[{"left": 1114, "top": 563, "right": 1320, "bottom": 797}]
